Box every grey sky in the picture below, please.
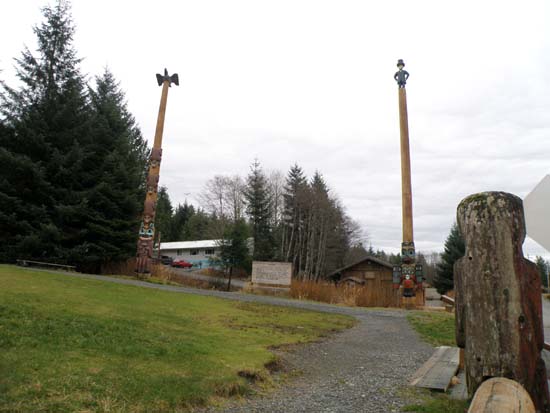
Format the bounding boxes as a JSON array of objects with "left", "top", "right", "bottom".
[{"left": 2, "top": 0, "right": 549, "bottom": 257}]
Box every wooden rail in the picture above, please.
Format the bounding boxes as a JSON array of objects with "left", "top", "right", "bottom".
[
  {"left": 16, "top": 259, "right": 76, "bottom": 272},
  {"left": 441, "top": 294, "right": 455, "bottom": 306},
  {"left": 441, "top": 294, "right": 550, "bottom": 352}
]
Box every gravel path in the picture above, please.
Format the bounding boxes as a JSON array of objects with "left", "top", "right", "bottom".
[
  {"left": 203, "top": 310, "right": 432, "bottom": 413},
  {"left": 44, "top": 271, "right": 433, "bottom": 413}
]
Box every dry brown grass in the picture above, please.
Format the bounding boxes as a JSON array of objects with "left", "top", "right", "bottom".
[
  {"left": 290, "top": 279, "right": 403, "bottom": 307},
  {"left": 100, "top": 260, "right": 419, "bottom": 307},
  {"left": 101, "top": 258, "right": 136, "bottom": 277},
  {"left": 101, "top": 259, "right": 229, "bottom": 290},
  {"left": 198, "top": 267, "right": 226, "bottom": 277}
]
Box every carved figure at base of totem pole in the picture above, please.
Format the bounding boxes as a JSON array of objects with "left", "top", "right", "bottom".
[
  {"left": 455, "top": 191, "right": 549, "bottom": 412},
  {"left": 393, "top": 242, "right": 423, "bottom": 297},
  {"left": 136, "top": 198, "right": 156, "bottom": 275}
]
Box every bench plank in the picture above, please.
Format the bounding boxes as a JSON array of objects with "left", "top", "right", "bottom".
[
  {"left": 16, "top": 260, "right": 76, "bottom": 272},
  {"left": 410, "top": 346, "right": 460, "bottom": 391}
]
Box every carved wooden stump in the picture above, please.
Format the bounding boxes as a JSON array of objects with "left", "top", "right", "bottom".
[{"left": 455, "top": 192, "right": 549, "bottom": 412}]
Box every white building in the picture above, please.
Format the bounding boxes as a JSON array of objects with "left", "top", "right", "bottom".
[{"left": 159, "top": 240, "right": 221, "bottom": 268}]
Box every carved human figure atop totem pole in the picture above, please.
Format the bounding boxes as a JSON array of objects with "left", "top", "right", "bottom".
[
  {"left": 391, "top": 59, "right": 422, "bottom": 299},
  {"left": 135, "top": 69, "right": 178, "bottom": 277},
  {"left": 394, "top": 59, "right": 409, "bottom": 88},
  {"left": 455, "top": 192, "right": 549, "bottom": 412}
]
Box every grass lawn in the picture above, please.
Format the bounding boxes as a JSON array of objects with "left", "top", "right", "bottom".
[
  {"left": 407, "top": 310, "right": 456, "bottom": 347},
  {"left": 402, "top": 389, "right": 469, "bottom": 413},
  {"left": 0, "top": 265, "right": 354, "bottom": 412}
]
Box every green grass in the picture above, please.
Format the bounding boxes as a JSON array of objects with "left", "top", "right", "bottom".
[
  {"left": 0, "top": 265, "right": 355, "bottom": 412},
  {"left": 407, "top": 311, "right": 456, "bottom": 346},
  {"left": 403, "top": 389, "right": 469, "bottom": 413}
]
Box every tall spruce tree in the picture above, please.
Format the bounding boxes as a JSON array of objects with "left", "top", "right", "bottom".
[
  {"left": 0, "top": 3, "right": 148, "bottom": 271},
  {"left": 244, "top": 160, "right": 273, "bottom": 260},
  {"left": 304, "top": 172, "right": 331, "bottom": 279},
  {"left": 281, "top": 164, "right": 307, "bottom": 267},
  {"left": 80, "top": 69, "right": 148, "bottom": 271},
  {"left": 155, "top": 186, "right": 173, "bottom": 242},
  {"left": 0, "top": 122, "right": 53, "bottom": 261},
  {"left": 219, "top": 219, "right": 251, "bottom": 290},
  {"left": 182, "top": 208, "right": 211, "bottom": 241},
  {"left": 171, "top": 202, "right": 195, "bottom": 241},
  {"left": 434, "top": 223, "right": 465, "bottom": 294},
  {"left": 0, "top": 1, "right": 90, "bottom": 263}
]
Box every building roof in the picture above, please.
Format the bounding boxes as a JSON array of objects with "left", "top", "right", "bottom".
[
  {"left": 159, "top": 240, "right": 221, "bottom": 250},
  {"left": 339, "top": 276, "right": 366, "bottom": 285},
  {"left": 328, "top": 255, "right": 394, "bottom": 278}
]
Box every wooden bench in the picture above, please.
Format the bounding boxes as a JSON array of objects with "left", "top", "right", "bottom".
[
  {"left": 16, "top": 259, "right": 76, "bottom": 272},
  {"left": 410, "top": 346, "right": 460, "bottom": 391}
]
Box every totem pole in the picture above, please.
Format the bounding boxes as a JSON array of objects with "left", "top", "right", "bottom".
[
  {"left": 136, "top": 69, "right": 179, "bottom": 278},
  {"left": 391, "top": 59, "right": 423, "bottom": 298}
]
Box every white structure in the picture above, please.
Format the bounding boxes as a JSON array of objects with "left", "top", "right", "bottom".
[
  {"left": 159, "top": 240, "right": 221, "bottom": 268},
  {"left": 524, "top": 175, "right": 550, "bottom": 252}
]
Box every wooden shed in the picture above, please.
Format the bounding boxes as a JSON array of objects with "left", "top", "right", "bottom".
[{"left": 329, "top": 256, "right": 424, "bottom": 308}]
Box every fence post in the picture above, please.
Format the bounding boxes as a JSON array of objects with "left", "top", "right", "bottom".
[{"left": 454, "top": 192, "right": 549, "bottom": 412}]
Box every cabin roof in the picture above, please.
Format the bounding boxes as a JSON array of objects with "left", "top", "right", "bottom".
[{"left": 329, "top": 255, "right": 394, "bottom": 278}]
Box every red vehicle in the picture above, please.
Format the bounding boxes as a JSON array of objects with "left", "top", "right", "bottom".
[{"left": 171, "top": 259, "right": 193, "bottom": 268}]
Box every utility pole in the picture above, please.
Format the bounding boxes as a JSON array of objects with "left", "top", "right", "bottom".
[
  {"left": 392, "top": 59, "right": 423, "bottom": 301},
  {"left": 136, "top": 69, "right": 179, "bottom": 278}
]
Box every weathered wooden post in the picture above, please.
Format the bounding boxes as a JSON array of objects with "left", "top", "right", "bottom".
[
  {"left": 455, "top": 191, "right": 549, "bottom": 412},
  {"left": 135, "top": 69, "right": 179, "bottom": 278}
]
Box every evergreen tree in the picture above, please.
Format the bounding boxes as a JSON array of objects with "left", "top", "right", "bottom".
[
  {"left": 535, "top": 256, "right": 549, "bottom": 289},
  {"left": 155, "top": 186, "right": 173, "bottom": 242},
  {"left": 170, "top": 202, "right": 195, "bottom": 241},
  {"left": 323, "top": 200, "right": 350, "bottom": 275},
  {"left": 0, "top": 122, "right": 54, "bottom": 261},
  {"left": 305, "top": 172, "right": 332, "bottom": 279},
  {"left": 76, "top": 68, "right": 148, "bottom": 271},
  {"left": 182, "top": 209, "right": 211, "bottom": 240},
  {"left": 244, "top": 160, "right": 273, "bottom": 260},
  {"left": 281, "top": 163, "right": 308, "bottom": 267},
  {"left": 434, "top": 223, "right": 465, "bottom": 294},
  {"left": 0, "top": 4, "right": 148, "bottom": 271},
  {"left": 218, "top": 219, "right": 251, "bottom": 290},
  {"left": 0, "top": 1, "right": 90, "bottom": 263}
]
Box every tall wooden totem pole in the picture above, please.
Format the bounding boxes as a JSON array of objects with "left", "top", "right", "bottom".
[
  {"left": 392, "top": 59, "right": 423, "bottom": 298},
  {"left": 136, "top": 69, "right": 179, "bottom": 278}
]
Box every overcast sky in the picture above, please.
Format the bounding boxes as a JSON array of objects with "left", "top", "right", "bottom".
[{"left": 2, "top": 0, "right": 549, "bottom": 257}]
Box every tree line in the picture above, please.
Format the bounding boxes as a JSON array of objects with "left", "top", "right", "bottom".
[
  {"left": 0, "top": 2, "right": 148, "bottom": 272},
  {"left": 155, "top": 161, "right": 366, "bottom": 280}
]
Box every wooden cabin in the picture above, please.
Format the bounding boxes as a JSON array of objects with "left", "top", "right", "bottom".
[{"left": 329, "top": 256, "right": 425, "bottom": 308}]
